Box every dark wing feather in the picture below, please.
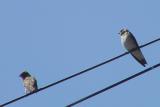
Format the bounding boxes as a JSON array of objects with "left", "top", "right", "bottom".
[
  {"left": 130, "top": 52, "right": 147, "bottom": 67},
  {"left": 129, "top": 32, "right": 140, "bottom": 49},
  {"left": 129, "top": 33, "right": 147, "bottom": 67},
  {"left": 33, "top": 77, "right": 38, "bottom": 90}
]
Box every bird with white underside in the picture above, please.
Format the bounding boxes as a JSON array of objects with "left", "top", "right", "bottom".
[
  {"left": 119, "top": 28, "right": 147, "bottom": 67},
  {"left": 19, "top": 71, "right": 38, "bottom": 94}
]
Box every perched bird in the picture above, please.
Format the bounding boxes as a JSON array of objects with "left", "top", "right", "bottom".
[
  {"left": 19, "top": 71, "right": 38, "bottom": 94},
  {"left": 119, "top": 28, "right": 147, "bottom": 67}
]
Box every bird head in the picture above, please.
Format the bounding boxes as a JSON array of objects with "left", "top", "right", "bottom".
[
  {"left": 118, "top": 28, "right": 129, "bottom": 36},
  {"left": 19, "top": 71, "right": 31, "bottom": 79}
]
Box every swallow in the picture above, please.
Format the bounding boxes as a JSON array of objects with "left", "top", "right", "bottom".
[
  {"left": 20, "top": 71, "right": 38, "bottom": 94},
  {"left": 119, "top": 28, "right": 147, "bottom": 67}
]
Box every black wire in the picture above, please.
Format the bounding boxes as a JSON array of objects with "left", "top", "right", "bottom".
[
  {"left": 0, "top": 38, "right": 160, "bottom": 107},
  {"left": 66, "top": 62, "right": 160, "bottom": 107}
]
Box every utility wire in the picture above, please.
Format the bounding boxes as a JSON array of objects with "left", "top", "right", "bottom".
[
  {"left": 1, "top": 38, "right": 160, "bottom": 107},
  {"left": 66, "top": 62, "right": 160, "bottom": 107}
]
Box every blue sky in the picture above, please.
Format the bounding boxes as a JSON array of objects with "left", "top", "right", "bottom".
[{"left": 0, "top": 0, "right": 160, "bottom": 107}]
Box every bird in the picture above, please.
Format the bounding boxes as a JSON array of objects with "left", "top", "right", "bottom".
[
  {"left": 119, "top": 28, "right": 147, "bottom": 67},
  {"left": 19, "top": 71, "right": 38, "bottom": 94}
]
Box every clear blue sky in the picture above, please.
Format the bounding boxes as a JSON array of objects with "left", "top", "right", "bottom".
[{"left": 0, "top": 0, "right": 160, "bottom": 107}]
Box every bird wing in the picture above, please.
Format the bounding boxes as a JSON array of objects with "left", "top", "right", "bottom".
[
  {"left": 130, "top": 50, "right": 147, "bottom": 67},
  {"left": 33, "top": 77, "right": 38, "bottom": 90},
  {"left": 129, "top": 33, "right": 147, "bottom": 66}
]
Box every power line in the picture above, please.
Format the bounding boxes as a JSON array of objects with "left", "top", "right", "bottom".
[
  {"left": 66, "top": 62, "right": 160, "bottom": 107},
  {"left": 1, "top": 38, "right": 160, "bottom": 107}
]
